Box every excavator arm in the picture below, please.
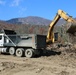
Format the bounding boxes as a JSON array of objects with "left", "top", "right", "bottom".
[{"left": 47, "top": 9, "right": 76, "bottom": 43}]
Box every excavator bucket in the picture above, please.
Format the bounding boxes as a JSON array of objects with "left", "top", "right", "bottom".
[
  {"left": 66, "top": 23, "right": 76, "bottom": 44},
  {"left": 66, "top": 23, "right": 76, "bottom": 34}
]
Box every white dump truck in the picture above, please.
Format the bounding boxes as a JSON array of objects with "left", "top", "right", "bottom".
[{"left": 0, "top": 29, "right": 46, "bottom": 58}]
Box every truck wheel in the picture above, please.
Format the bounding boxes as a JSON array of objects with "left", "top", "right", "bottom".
[
  {"left": 25, "top": 49, "right": 34, "bottom": 58},
  {"left": 9, "top": 47, "right": 15, "bottom": 55},
  {"left": 16, "top": 48, "right": 24, "bottom": 57}
]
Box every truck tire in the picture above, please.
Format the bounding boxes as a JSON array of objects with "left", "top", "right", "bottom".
[
  {"left": 9, "top": 47, "right": 15, "bottom": 55},
  {"left": 16, "top": 48, "right": 24, "bottom": 57},
  {"left": 25, "top": 49, "right": 34, "bottom": 58}
]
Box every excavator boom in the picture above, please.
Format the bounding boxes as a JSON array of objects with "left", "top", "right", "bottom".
[{"left": 47, "top": 9, "right": 76, "bottom": 43}]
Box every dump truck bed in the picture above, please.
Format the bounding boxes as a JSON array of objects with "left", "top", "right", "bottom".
[
  {"left": 3, "top": 34, "right": 46, "bottom": 49},
  {"left": 17, "top": 34, "right": 46, "bottom": 49}
]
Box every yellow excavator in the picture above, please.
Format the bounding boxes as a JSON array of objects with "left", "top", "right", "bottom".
[{"left": 47, "top": 9, "right": 76, "bottom": 44}]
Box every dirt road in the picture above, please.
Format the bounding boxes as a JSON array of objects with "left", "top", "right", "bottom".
[{"left": 0, "top": 47, "right": 76, "bottom": 75}]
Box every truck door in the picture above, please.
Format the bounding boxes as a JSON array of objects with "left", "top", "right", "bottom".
[{"left": 0, "top": 35, "right": 3, "bottom": 46}]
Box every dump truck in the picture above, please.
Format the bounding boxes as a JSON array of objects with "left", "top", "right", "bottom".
[{"left": 0, "top": 29, "right": 46, "bottom": 58}]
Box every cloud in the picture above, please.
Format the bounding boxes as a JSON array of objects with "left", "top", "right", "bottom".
[
  {"left": 0, "top": 0, "right": 6, "bottom": 5},
  {"left": 18, "top": 7, "right": 27, "bottom": 16},
  {"left": 11, "top": 0, "right": 22, "bottom": 7}
]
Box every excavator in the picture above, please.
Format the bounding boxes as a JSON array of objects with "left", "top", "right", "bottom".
[{"left": 47, "top": 9, "right": 76, "bottom": 44}]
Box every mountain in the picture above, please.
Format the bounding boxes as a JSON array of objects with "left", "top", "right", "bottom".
[
  {"left": 6, "top": 16, "right": 70, "bottom": 26},
  {"left": 0, "top": 19, "right": 49, "bottom": 35},
  {"left": 6, "top": 16, "right": 51, "bottom": 25}
]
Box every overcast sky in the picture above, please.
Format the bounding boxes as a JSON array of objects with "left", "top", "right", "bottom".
[{"left": 0, "top": 0, "right": 76, "bottom": 20}]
